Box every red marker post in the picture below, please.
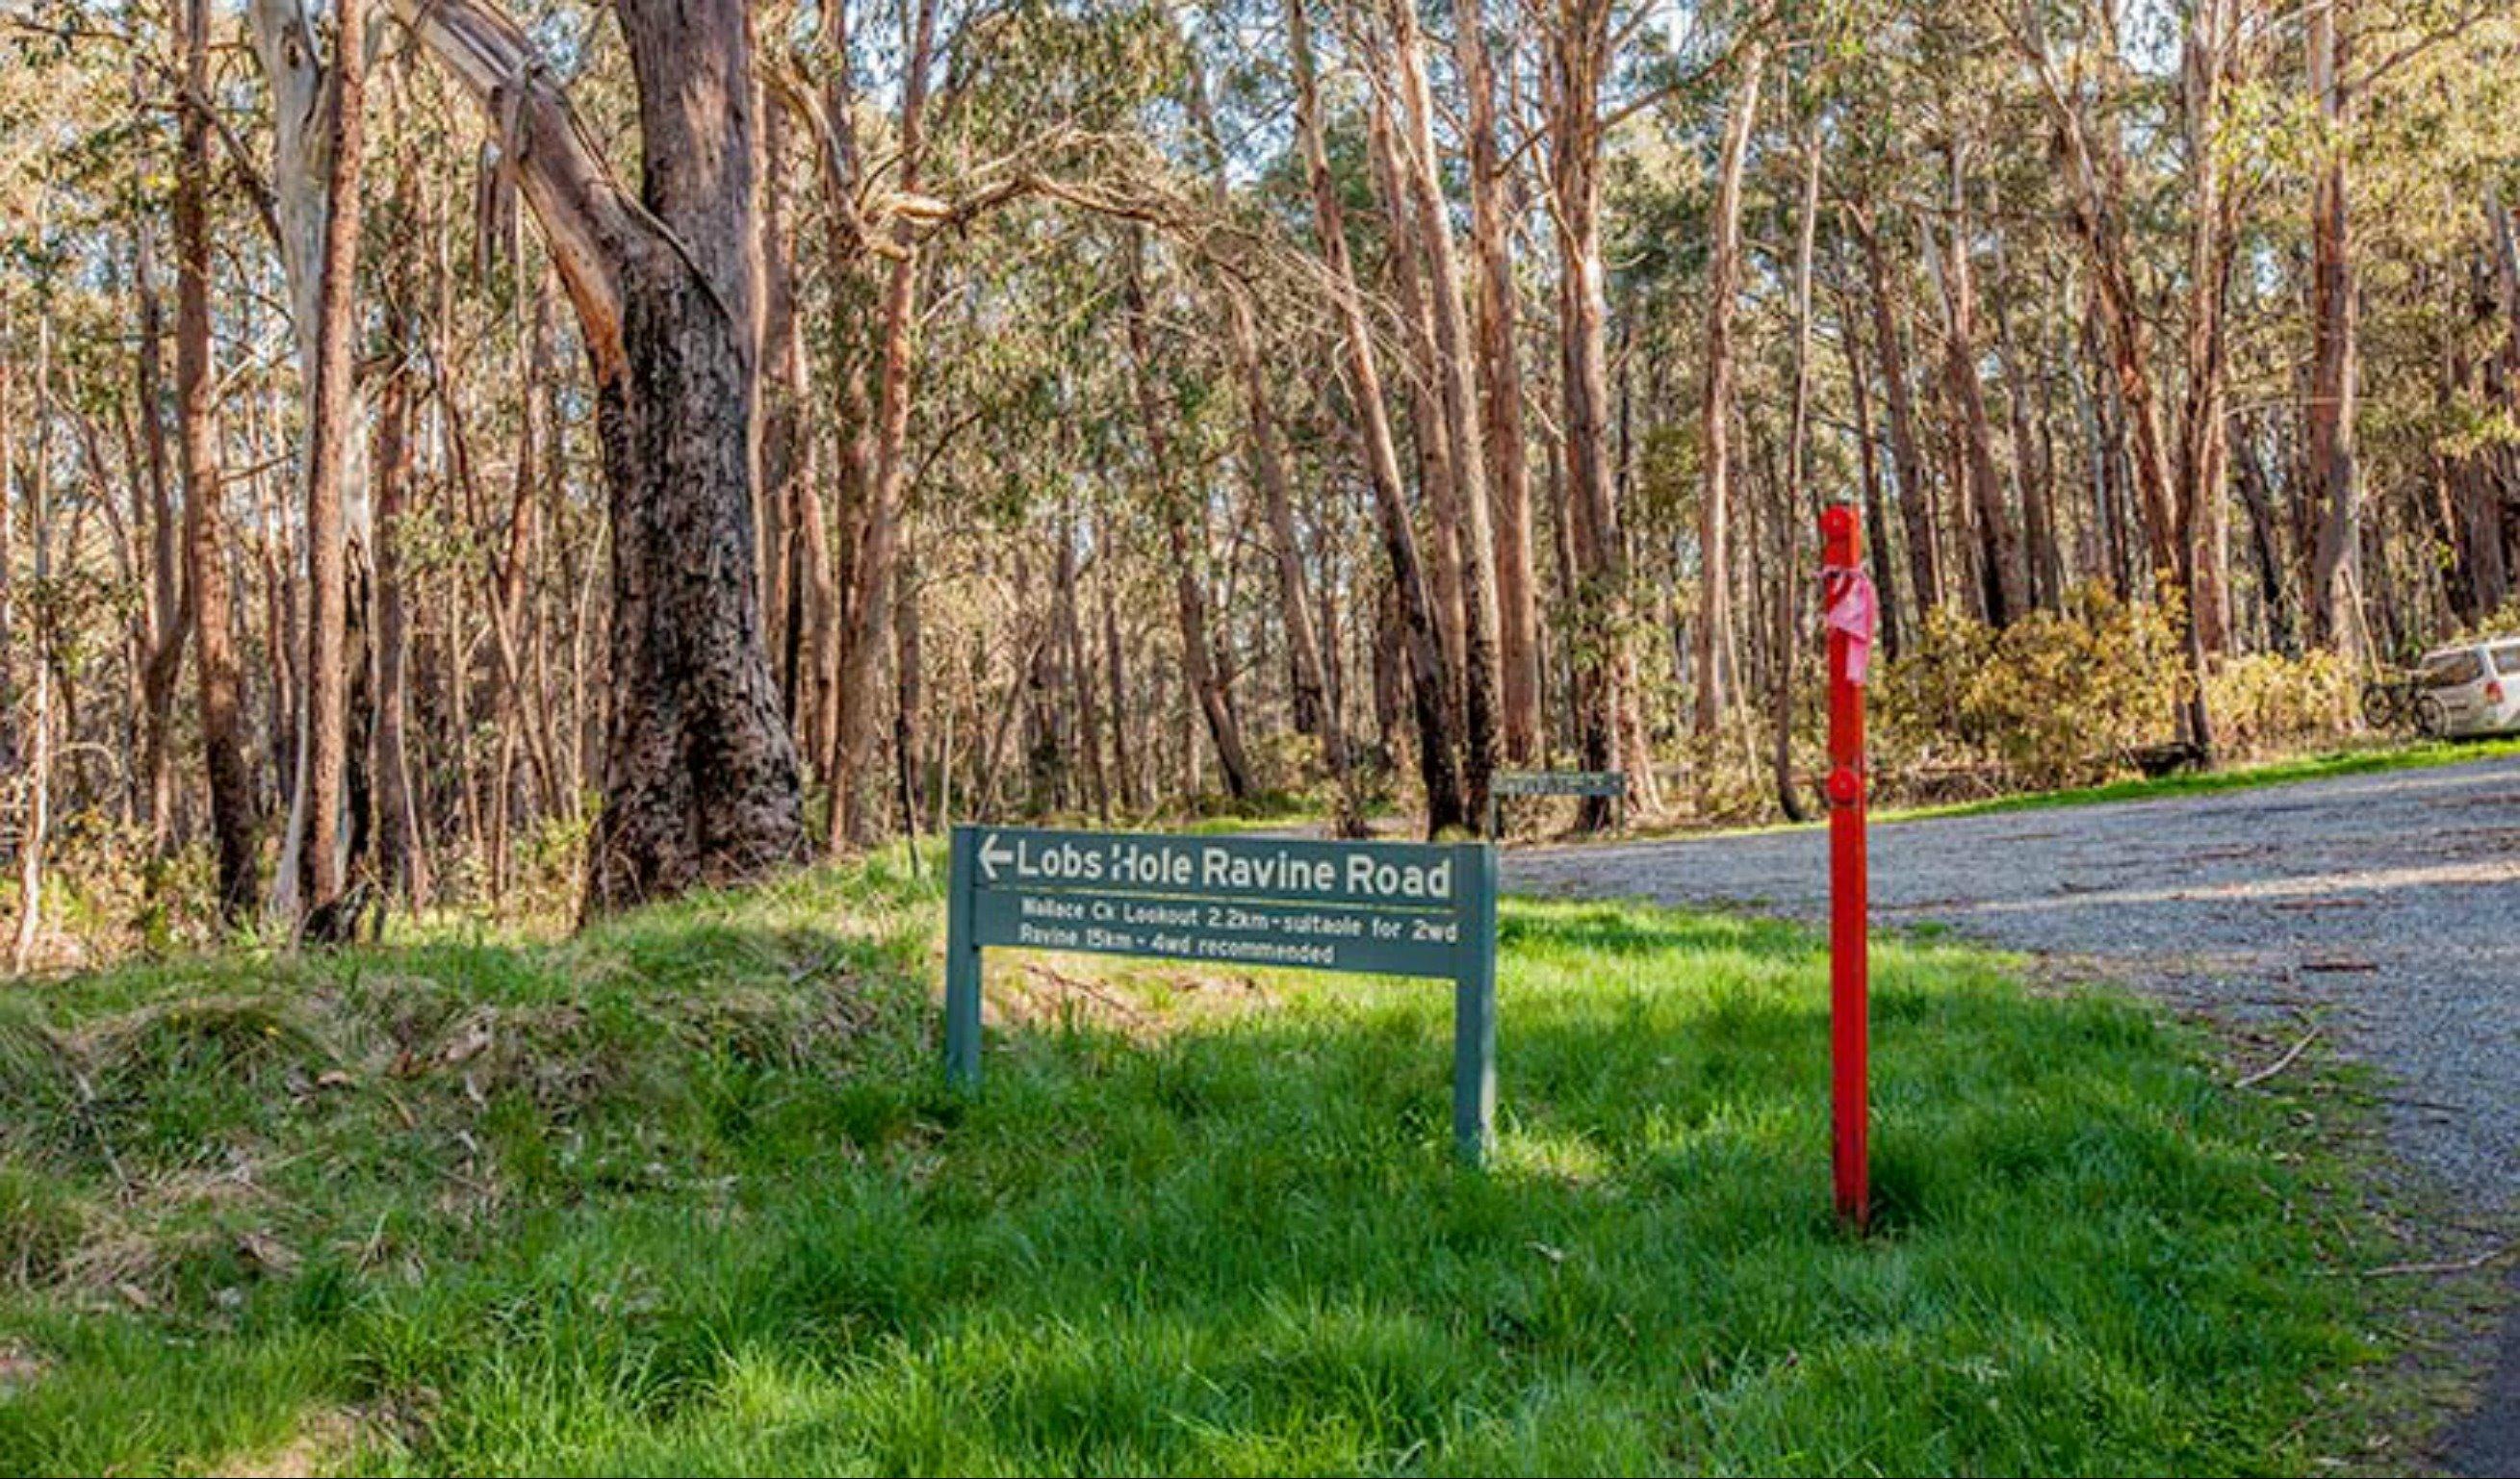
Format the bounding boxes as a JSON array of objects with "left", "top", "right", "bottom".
[{"left": 1819, "top": 504, "right": 1874, "bottom": 1230}]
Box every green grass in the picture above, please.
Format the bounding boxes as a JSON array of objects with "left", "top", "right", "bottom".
[{"left": 0, "top": 850, "right": 2401, "bottom": 1474}]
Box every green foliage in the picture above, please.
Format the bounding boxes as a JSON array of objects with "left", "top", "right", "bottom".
[
  {"left": 1877, "top": 585, "right": 2189, "bottom": 791},
  {"left": 0, "top": 863, "right": 2404, "bottom": 1474}
]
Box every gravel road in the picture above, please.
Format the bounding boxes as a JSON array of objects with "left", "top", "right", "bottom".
[{"left": 1505, "top": 752, "right": 2520, "bottom": 1472}]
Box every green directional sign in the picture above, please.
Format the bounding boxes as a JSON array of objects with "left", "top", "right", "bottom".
[
  {"left": 1487, "top": 770, "right": 1627, "bottom": 837},
  {"left": 944, "top": 826, "right": 1501, "bottom": 1162}
]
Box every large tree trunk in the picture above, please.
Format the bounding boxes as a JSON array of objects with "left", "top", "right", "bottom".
[
  {"left": 1688, "top": 38, "right": 1762, "bottom": 738},
  {"left": 178, "top": 0, "right": 260, "bottom": 925},
  {"left": 1453, "top": 0, "right": 1541, "bottom": 763},
  {"left": 396, "top": 0, "right": 805, "bottom": 909},
  {"left": 1286, "top": 0, "right": 1464, "bottom": 833}
]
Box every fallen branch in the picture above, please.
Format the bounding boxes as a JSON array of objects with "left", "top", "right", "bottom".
[
  {"left": 2232, "top": 1026, "right": 2320, "bottom": 1090},
  {"left": 1020, "top": 962, "right": 1152, "bottom": 1026},
  {"left": 2362, "top": 1240, "right": 2516, "bottom": 1279}
]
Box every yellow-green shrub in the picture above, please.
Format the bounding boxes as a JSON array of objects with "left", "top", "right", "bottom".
[
  {"left": 1876, "top": 585, "right": 2187, "bottom": 791},
  {"left": 2204, "top": 650, "right": 2355, "bottom": 758}
]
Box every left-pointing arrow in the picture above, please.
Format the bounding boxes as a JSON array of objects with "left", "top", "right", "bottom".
[{"left": 979, "top": 832, "right": 1015, "bottom": 882}]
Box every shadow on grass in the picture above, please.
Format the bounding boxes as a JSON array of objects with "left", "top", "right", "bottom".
[{"left": 0, "top": 888, "right": 2385, "bottom": 1476}]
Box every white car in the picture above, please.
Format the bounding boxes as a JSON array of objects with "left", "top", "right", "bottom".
[{"left": 2417, "top": 637, "right": 2520, "bottom": 738}]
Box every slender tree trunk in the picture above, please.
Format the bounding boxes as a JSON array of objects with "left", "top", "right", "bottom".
[
  {"left": 179, "top": 0, "right": 259, "bottom": 924},
  {"left": 1286, "top": 0, "right": 1464, "bottom": 832},
  {"left": 0, "top": 331, "right": 15, "bottom": 789},
  {"left": 1453, "top": 0, "right": 1541, "bottom": 763},
  {"left": 1099, "top": 507, "right": 1138, "bottom": 812},
  {"left": 1127, "top": 249, "right": 1254, "bottom": 801},
  {"left": 11, "top": 316, "right": 51, "bottom": 970},
  {"left": 1773, "top": 129, "right": 1820, "bottom": 824},
  {"left": 2231, "top": 410, "right": 2297, "bottom": 651},
  {"left": 1389, "top": 0, "right": 1502, "bottom": 824},
  {"left": 828, "top": 0, "right": 939, "bottom": 850},
  {"left": 298, "top": 0, "right": 364, "bottom": 911},
  {"left": 128, "top": 203, "right": 189, "bottom": 854},
  {"left": 760, "top": 95, "right": 807, "bottom": 725},
  {"left": 1858, "top": 213, "right": 1942, "bottom": 617},
  {"left": 1838, "top": 272, "right": 1902, "bottom": 659},
  {"left": 2178, "top": 0, "right": 2238, "bottom": 656},
  {"left": 894, "top": 540, "right": 924, "bottom": 833},
  {"left": 372, "top": 296, "right": 429, "bottom": 904},
  {"left": 1988, "top": 216, "right": 2060, "bottom": 612},
  {"left": 2305, "top": 0, "right": 2362, "bottom": 660},
  {"left": 1689, "top": 38, "right": 1762, "bottom": 738},
  {"left": 1923, "top": 147, "right": 2026, "bottom": 627},
  {"left": 1366, "top": 97, "right": 1469, "bottom": 706}
]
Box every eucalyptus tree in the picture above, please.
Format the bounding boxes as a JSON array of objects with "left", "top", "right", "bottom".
[{"left": 390, "top": 0, "right": 806, "bottom": 908}]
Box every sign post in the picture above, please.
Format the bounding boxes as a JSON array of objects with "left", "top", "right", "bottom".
[
  {"left": 943, "top": 826, "right": 1501, "bottom": 1162},
  {"left": 1485, "top": 770, "right": 1626, "bottom": 839},
  {"left": 1820, "top": 504, "right": 1875, "bottom": 1230}
]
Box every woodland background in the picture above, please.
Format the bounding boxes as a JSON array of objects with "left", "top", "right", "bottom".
[{"left": 2, "top": 0, "right": 2517, "bottom": 966}]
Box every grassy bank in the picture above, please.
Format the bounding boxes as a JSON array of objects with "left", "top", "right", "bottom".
[{"left": 0, "top": 854, "right": 2397, "bottom": 1473}]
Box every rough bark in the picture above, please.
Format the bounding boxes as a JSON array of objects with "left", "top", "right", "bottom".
[{"left": 396, "top": 0, "right": 806, "bottom": 908}]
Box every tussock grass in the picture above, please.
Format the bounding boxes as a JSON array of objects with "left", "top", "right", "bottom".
[{"left": 0, "top": 848, "right": 2399, "bottom": 1474}]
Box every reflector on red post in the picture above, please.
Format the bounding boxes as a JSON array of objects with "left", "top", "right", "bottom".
[{"left": 1819, "top": 504, "right": 1873, "bottom": 1231}]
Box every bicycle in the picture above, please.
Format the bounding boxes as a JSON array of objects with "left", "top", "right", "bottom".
[{"left": 2358, "top": 673, "right": 2447, "bottom": 737}]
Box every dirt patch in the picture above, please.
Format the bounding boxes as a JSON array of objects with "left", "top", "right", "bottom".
[{"left": 222, "top": 1409, "right": 368, "bottom": 1478}]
